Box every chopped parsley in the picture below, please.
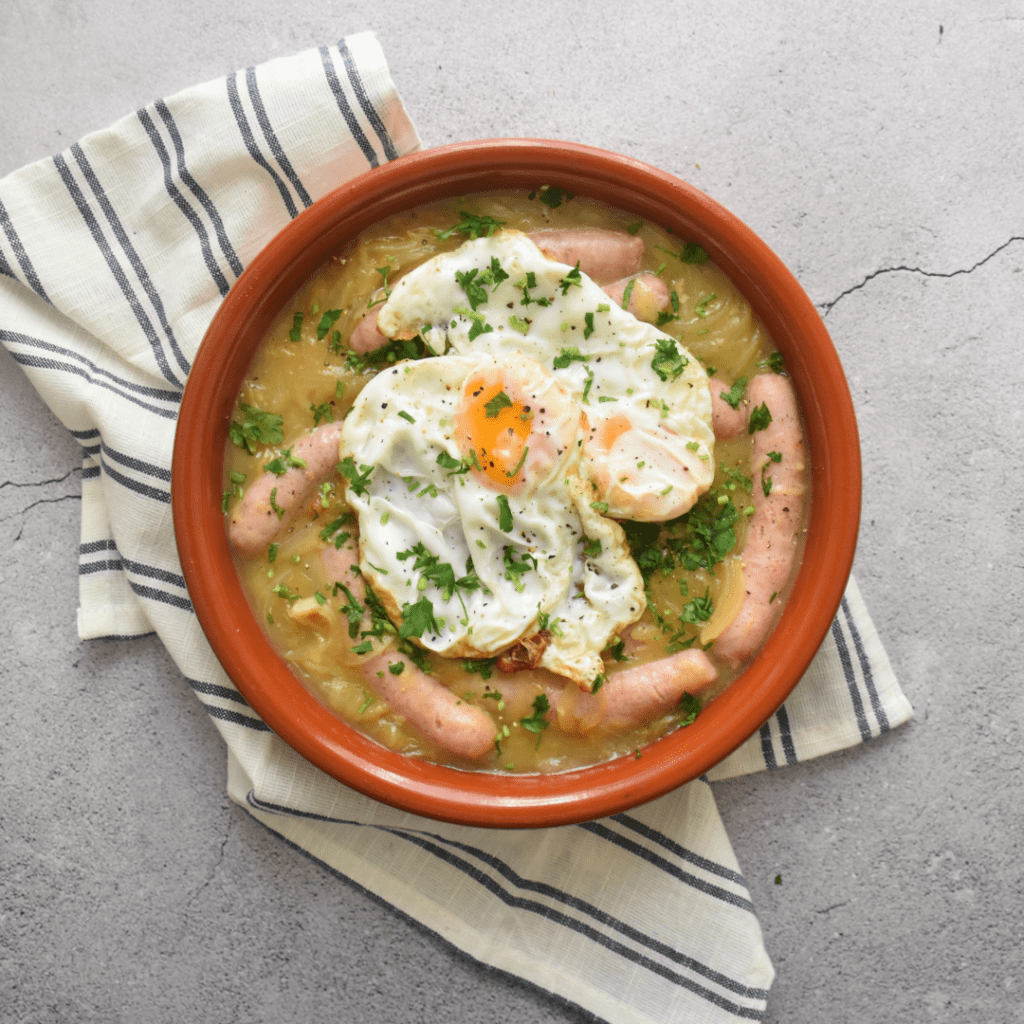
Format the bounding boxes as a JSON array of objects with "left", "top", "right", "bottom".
[
  {"left": 626, "top": 218, "right": 644, "bottom": 235},
  {"left": 398, "top": 410, "right": 415, "bottom": 424},
  {"left": 484, "top": 390, "right": 513, "bottom": 418},
  {"left": 268, "top": 487, "right": 286, "bottom": 520},
  {"left": 509, "top": 315, "right": 530, "bottom": 335},
  {"left": 316, "top": 309, "right": 343, "bottom": 339},
  {"left": 229, "top": 403, "right": 284, "bottom": 455},
  {"left": 582, "top": 366, "right": 595, "bottom": 404},
  {"left": 651, "top": 336, "right": 688, "bottom": 382},
  {"left": 345, "top": 334, "right": 434, "bottom": 373},
  {"left": 748, "top": 402, "right": 773, "bottom": 433},
  {"left": 621, "top": 277, "right": 636, "bottom": 310},
  {"left": 310, "top": 401, "right": 333, "bottom": 426},
  {"left": 583, "top": 312, "right": 595, "bottom": 340},
  {"left": 695, "top": 293, "right": 717, "bottom": 318},
  {"left": 502, "top": 545, "right": 538, "bottom": 592},
  {"left": 263, "top": 447, "right": 307, "bottom": 476},
  {"left": 288, "top": 311, "right": 303, "bottom": 342},
  {"left": 520, "top": 693, "right": 551, "bottom": 748},
  {"left": 497, "top": 494, "right": 514, "bottom": 532},
  {"left": 678, "top": 692, "right": 702, "bottom": 726},
  {"left": 533, "top": 185, "right": 574, "bottom": 208},
  {"left": 758, "top": 351, "right": 786, "bottom": 374},
  {"left": 553, "top": 346, "right": 587, "bottom": 369},
  {"left": 436, "top": 451, "right": 472, "bottom": 476},
  {"left": 399, "top": 595, "right": 439, "bottom": 639},
  {"left": 559, "top": 262, "right": 583, "bottom": 295},
  {"left": 455, "top": 268, "right": 489, "bottom": 310},
  {"left": 436, "top": 211, "right": 505, "bottom": 240},
  {"left": 338, "top": 456, "right": 374, "bottom": 497},
  {"left": 720, "top": 377, "right": 748, "bottom": 410}
]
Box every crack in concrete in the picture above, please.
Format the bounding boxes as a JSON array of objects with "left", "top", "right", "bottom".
[
  {"left": 182, "top": 823, "right": 232, "bottom": 915},
  {"left": 3, "top": 493, "right": 83, "bottom": 540},
  {"left": 818, "top": 234, "right": 1024, "bottom": 318},
  {"left": 0, "top": 467, "right": 81, "bottom": 491}
]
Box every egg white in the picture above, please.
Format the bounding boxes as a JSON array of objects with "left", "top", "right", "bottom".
[
  {"left": 339, "top": 354, "right": 644, "bottom": 687},
  {"left": 378, "top": 231, "right": 716, "bottom": 521}
]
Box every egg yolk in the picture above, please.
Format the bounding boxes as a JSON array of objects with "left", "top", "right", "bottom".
[{"left": 457, "top": 374, "right": 534, "bottom": 490}]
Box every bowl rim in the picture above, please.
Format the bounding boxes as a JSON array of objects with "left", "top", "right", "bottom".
[{"left": 172, "top": 138, "right": 861, "bottom": 828}]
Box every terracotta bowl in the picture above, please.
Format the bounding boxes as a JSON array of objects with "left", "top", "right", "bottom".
[{"left": 172, "top": 139, "right": 860, "bottom": 828}]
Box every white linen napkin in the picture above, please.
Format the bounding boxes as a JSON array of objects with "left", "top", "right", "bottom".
[{"left": 0, "top": 32, "right": 912, "bottom": 1024}]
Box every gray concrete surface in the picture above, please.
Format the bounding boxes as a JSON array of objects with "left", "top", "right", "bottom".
[{"left": 2, "top": 2, "right": 1021, "bottom": 1022}]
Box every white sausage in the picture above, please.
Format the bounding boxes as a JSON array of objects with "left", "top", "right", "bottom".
[
  {"left": 349, "top": 310, "right": 387, "bottom": 354},
  {"left": 528, "top": 228, "right": 644, "bottom": 284},
  {"left": 709, "top": 376, "right": 748, "bottom": 440},
  {"left": 228, "top": 421, "right": 343, "bottom": 555},
  {"left": 602, "top": 272, "right": 670, "bottom": 322},
  {"left": 714, "top": 375, "right": 806, "bottom": 665},
  {"left": 598, "top": 649, "right": 717, "bottom": 731},
  {"left": 361, "top": 651, "right": 498, "bottom": 760}
]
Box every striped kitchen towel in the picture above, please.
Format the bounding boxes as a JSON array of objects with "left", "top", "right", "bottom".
[{"left": 0, "top": 32, "right": 912, "bottom": 1024}]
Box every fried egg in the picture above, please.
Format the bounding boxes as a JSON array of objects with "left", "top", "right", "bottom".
[
  {"left": 378, "top": 231, "right": 716, "bottom": 521},
  {"left": 339, "top": 352, "right": 644, "bottom": 688}
]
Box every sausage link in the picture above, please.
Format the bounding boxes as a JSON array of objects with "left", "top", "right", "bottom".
[
  {"left": 362, "top": 652, "right": 498, "bottom": 760},
  {"left": 528, "top": 228, "right": 644, "bottom": 284},
  {"left": 599, "top": 649, "right": 718, "bottom": 731},
  {"left": 228, "top": 421, "right": 343, "bottom": 555},
  {"left": 602, "top": 272, "right": 670, "bottom": 322},
  {"left": 713, "top": 375, "right": 806, "bottom": 665},
  {"left": 349, "top": 310, "right": 387, "bottom": 354},
  {"left": 321, "top": 541, "right": 365, "bottom": 603},
  {"left": 709, "top": 376, "right": 748, "bottom": 440}
]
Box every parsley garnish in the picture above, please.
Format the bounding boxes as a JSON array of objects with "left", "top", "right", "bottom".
[
  {"left": 651, "top": 337, "right": 688, "bottom": 382},
  {"left": 560, "top": 262, "right": 583, "bottom": 295},
  {"left": 758, "top": 351, "right": 786, "bottom": 374},
  {"left": 485, "top": 391, "right": 513, "bottom": 418},
  {"left": 621, "top": 278, "right": 636, "bottom": 310},
  {"left": 679, "top": 692, "right": 702, "bottom": 726},
  {"left": 606, "top": 637, "right": 627, "bottom": 662},
  {"left": 436, "top": 211, "right": 505, "bottom": 240},
  {"left": 310, "top": 401, "right": 333, "bottom": 426},
  {"left": 626, "top": 219, "right": 644, "bottom": 235},
  {"left": 509, "top": 315, "right": 530, "bottom": 335},
  {"left": 520, "top": 693, "right": 551, "bottom": 748},
  {"left": 748, "top": 402, "right": 773, "bottom": 433},
  {"left": 263, "top": 446, "right": 307, "bottom": 477},
  {"left": 502, "top": 546, "right": 537, "bottom": 592},
  {"left": 456, "top": 268, "right": 489, "bottom": 310},
  {"left": 553, "top": 346, "right": 587, "bottom": 369},
  {"left": 288, "top": 311, "right": 303, "bottom": 342},
  {"left": 533, "top": 186, "right": 573, "bottom": 208},
  {"left": 695, "top": 293, "right": 717, "bottom": 318},
  {"left": 338, "top": 456, "right": 374, "bottom": 497},
  {"left": 436, "top": 451, "right": 472, "bottom": 476},
  {"left": 497, "top": 494, "right": 513, "bottom": 532},
  {"left": 582, "top": 366, "right": 595, "bottom": 404},
  {"left": 229, "top": 403, "right": 284, "bottom": 455},
  {"left": 583, "top": 312, "right": 595, "bottom": 340},
  {"left": 682, "top": 588, "right": 714, "bottom": 624},
  {"left": 463, "top": 658, "right": 497, "bottom": 681},
  {"left": 399, "top": 596, "right": 439, "bottom": 639},
  {"left": 507, "top": 446, "right": 529, "bottom": 480},
  {"left": 268, "top": 487, "right": 286, "bottom": 519},
  {"left": 316, "top": 309, "right": 343, "bottom": 339},
  {"left": 720, "top": 377, "right": 748, "bottom": 410}
]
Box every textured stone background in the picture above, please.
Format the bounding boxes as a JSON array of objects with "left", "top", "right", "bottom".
[{"left": 2, "top": 3, "right": 1022, "bottom": 1022}]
